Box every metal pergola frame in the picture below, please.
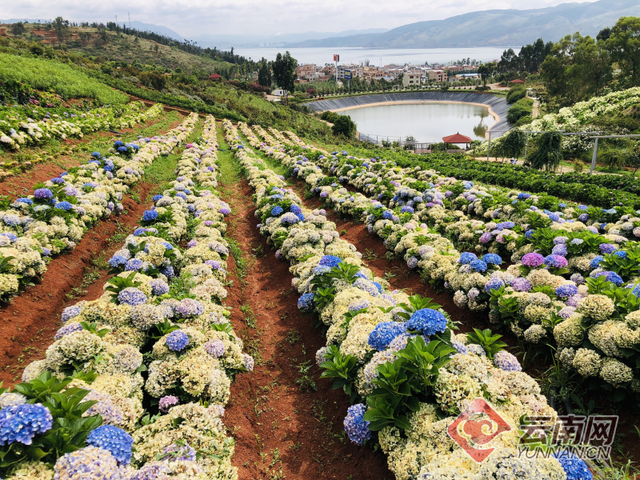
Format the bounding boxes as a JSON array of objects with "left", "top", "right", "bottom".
[{"left": 588, "top": 134, "right": 640, "bottom": 174}]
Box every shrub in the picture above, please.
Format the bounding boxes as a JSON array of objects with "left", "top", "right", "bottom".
[
  {"left": 506, "top": 86, "right": 527, "bottom": 104},
  {"left": 332, "top": 115, "right": 357, "bottom": 138}
]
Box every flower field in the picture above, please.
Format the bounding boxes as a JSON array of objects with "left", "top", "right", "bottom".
[{"left": 1, "top": 113, "right": 638, "bottom": 479}]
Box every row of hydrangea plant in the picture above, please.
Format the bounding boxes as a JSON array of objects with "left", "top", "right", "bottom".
[
  {"left": 0, "top": 112, "right": 198, "bottom": 301},
  {"left": 223, "top": 119, "right": 591, "bottom": 480},
  {"left": 246, "top": 124, "right": 640, "bottom": 399},
  {"left": 0, "top": 102, "right": 163, "bottom": 150},
  {"left": 0, "top": 115, "right": 252, "bottom": 480}
]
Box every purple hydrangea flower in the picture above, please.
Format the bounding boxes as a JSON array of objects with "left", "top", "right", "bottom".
[
  {"left": 521, "top": 253, "right": 545, "bottom": 268},
  {"left": 493, "top": 350, "right": 522, "bottom": 372},
  {"left": 33, "top": 188, "right": 53, "bottom": 200},
  {"left": 175, "top": 298, "right": 204, "bottom": 318},
  {"left": 511, "top": 278, "right": 532, "bottom": 292},
  {"left": 544, "top": 255, "right": 568, "bottom": 269},
  {"left": 159, "top": 395, "right": 179, "bottom": 413},
  {"left": 204, "top": 339, "right": 226, "bottom": 358},
  {"left": 599, "top": 243, "right": 617, "bottom": 254}
]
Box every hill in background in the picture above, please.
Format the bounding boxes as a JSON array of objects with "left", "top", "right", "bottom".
[{"left": 289, "top": 0, "right": 639, "bottom": 48}]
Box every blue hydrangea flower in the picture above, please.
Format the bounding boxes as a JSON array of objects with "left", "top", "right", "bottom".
[
  {"left": 86, "top": 425, "right": 133, "bottom": 465},
  {"left": 0, "top": 403, "right": 53, "bottom": 445},
  {"left": 590, "top": 256, "right": 604, "bottom": 269},
  {"left": 152, "top": 195, "right": 163, "bottom": 202},
  {"left": 297, "top": 293, "right": 315, "bottom": 311},
  {"left": 400, "top": 206, "right": 414, "bottom": 214},
  {"left": 125, "top": 258, "right": 144, "bottom": 271},
  {"left": 484, "top": 277, "right": 504, "bottom": 293},
  {"left": 55, "top": 201, "right": 73, "bottom": 211},
  {"left": 165, "top": 330, "right": 190, "bottom": 352},
  {"left": 595, "top": 271, "right": 624, "bottom": 286},
  {"left": 554, "top": 451, "right": 593, "bottom": 480},
  {"left": 16, "top": 197, "right": 33, "bottom": 205},
  {"left": 160, "top": 265, "right": 175, "bottom": 279},
  {"left": 343, "top": 404, "right": 371, "bottom": 446},
  {"left": 280, "top": 212, "right": 300, "bottom": 224},
  {"left": 142, "top": 210, "right": 158, "bottom": 222},
  {"left": 382, "top": 210, "right": 393, "bottom": 220},
  {"left": 270, "top": 206, "right": 284, "bottom": 217},
  {"left": 61, "top": 305, "right": 82, "bottom": 322},
  {"left": 470, "top": 259, "right": 488, "bottom": 273},
  {"left": 149, "top": 279, "right": 170, "bottom": 296},
  {"left": 459, "top": 252, "right": 478, "bottom": 264},
  {"left": 368, "top": 322, "right": 407, "bottom": 351},
  {"left": 555, "top": 284, "right": 579, "bottom": 299},
  {"left": 493, "top": 350, "right": 522, "bottom": 372},
  {"left": 55, "top": 322, "right": 84, "bottom": 340},
  {"left": 319, "top": 255, "right": 342, "bottom": 268},
  {"left": 117, "top": 288, "right": 147, "bottom": 306},
  {"left": 525, "top": 229, "right": 535, "bottom": 239},
  {"left": 290, "top": 204, "right": 302, "bottom": 214},
  {"left": 551, "top": 244, "right": 568, "bottom": 257},
  {"left": 108, "top": 255, "right": 127, "bottom": 268},
  {"left": 482, "top": 254, "right": 502, "bottom": 265},
  {"left": 406, "top": 308, "right": 447, "bottom": 336}
]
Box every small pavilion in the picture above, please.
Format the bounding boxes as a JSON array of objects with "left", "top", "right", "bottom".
[{"left": 442, "top": 132, "right": 472, "bottom": 150}]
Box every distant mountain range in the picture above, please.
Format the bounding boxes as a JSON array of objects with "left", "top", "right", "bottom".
[
  {"left": 287, "top": 0, "right": 639, "bottom": 48},
  {"left": 2, "top": 0, "right": 638, "bottom": 50},
  {"left": 188, "top": 29, "right": 389, "bottom": 49}
]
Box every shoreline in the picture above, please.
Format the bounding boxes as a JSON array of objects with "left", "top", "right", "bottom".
[{"left": 331, "top": 100, "right": 500, "bottom": 133}]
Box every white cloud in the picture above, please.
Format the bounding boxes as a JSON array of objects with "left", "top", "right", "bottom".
[{"left": 1, "top": 0, "right": 601, "bottom": 36}]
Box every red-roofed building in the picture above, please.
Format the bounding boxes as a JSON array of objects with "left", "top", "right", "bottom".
[
  {"left": 510, "top": 79, "right": 525, "bottom": 84},
  {"left": 209, "top": 73, "right": 222, "bottom": 81}
]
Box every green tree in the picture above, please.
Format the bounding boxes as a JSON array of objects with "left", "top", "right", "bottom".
[
  {"left": 606, "top": 17, "right": 640, "bottom": 87},
  {"left": 52, "top": 16, "right": 70, "bottom": 43},
  {"left": 478, "top": 64, "right": 492, "bottom": 87},
  {"left": 257, "top": 58, "right": 272, "bottom": 88},
  {"left": 332, "top": 115, "right": 356, "bottom": 138},
  {"left": 272, "top": 51, "right": 298, "bottom": 103},
  {"left": 541, "top": 33, "right": 611, "bottom": 108},
  {"left": 10, "top": 22, "right": 26, "bottom": 36}
]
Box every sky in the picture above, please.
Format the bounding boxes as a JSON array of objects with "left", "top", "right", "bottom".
[{"left": 1, "top": 0, "right": 601, "bottom": 37}]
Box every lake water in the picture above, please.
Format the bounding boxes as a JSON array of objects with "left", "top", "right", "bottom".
[
  {"left": 233, "top": 46, "right": 513, "bottom": 66},
  {"left": 342, "top": 103, "right": 494, "bottom": 143}
]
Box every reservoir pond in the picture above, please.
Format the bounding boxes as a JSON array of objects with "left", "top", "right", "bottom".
[{"left": 342, "top": 102, "right": 495, "bottom": 143}]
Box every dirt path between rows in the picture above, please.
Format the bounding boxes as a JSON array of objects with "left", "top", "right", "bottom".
[{"left": 217, "top": 135, "right": 393, "bottom": 480}]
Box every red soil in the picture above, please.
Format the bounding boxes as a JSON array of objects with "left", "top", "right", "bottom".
[
  {"left": 0, "top": 182, "right": 155, "bottom": 386},
  {"left": 220, "top": 159, "right": 393, "bottom": 479}
]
